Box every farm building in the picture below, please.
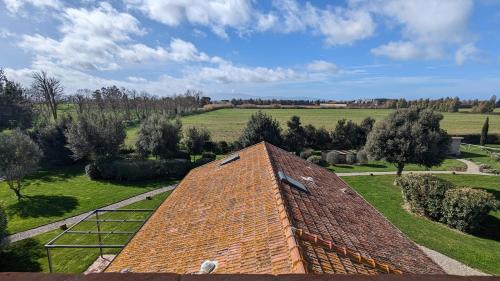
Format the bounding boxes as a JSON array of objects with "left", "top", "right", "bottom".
[{"left": 105, "top": 142, "right": 443, "bottom": 274}]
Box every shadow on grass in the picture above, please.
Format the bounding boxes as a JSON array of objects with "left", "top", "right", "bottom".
[
  {"left": 0, "top": 238, "right": 44, "bottom": 272},
  {"left": 24, "top": 164, "right": 85, "bottom": 184},
  {"left": 362, "top": 163, "right": 388, "bottom": 169},
  {"left": 8, "top": 195, "right": 79, "bottom": 218},
  {"left": 460, "top": 150, "right": 488, "bottom": 158},
  {"left": 474, "top": 215, "right": 500, "bottom": 242}
]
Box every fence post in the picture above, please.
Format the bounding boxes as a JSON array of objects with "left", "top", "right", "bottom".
[
  {"left": 46, "top": 248, "right": 53, "bottom": 273},
  {"left": 95, "top": 211, "right": 104, "bottom": 258}
]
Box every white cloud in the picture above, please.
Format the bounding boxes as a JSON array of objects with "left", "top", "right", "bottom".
[
  {"left": 273, "top": 0, "right": 376, "bottom": 45},
  {"left": 123, "top": 0, "right": 272, "bottom": 38},
  {"left": 17, "top": 3, "right": 220, "bottom": 71},
  {"left": 190, "top": 62, "right": 299, "bottom": 84},
  {"left": 2, "top": 0, "right": 61, "bottom": 13},
  {"left": 358, "top": 0, "right": 475, "bottom": 60},
  {"left": 455, "top": 43, "right": 478, "bottom": 65},
  {"left": 371, "top": 41, "right": 441, "bottom": 60},
  {"left": 307, "top": 60, "right": 338, "bottom": 73}
]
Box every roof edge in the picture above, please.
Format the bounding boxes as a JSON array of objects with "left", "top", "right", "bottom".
[{"left": 262, "top": 142, "right": 307, "bottom": 274}]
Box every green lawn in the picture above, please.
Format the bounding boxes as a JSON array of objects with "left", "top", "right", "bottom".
[
  {"left": 0, "top": 165, "right": 176, "bottom": 234},
  {"left": 328, "top": 158, "right": 466, "bottom": 173},
  {"left": 0, "top": 192, "right": 171, "bottom": 273},
  {"left": 461, "top": 145, "right": 500, "bottom": 171},
  {"left": 342, "top": 174, "right": 500, "bottom": 275},
  {"left": 147, "top": 108, "right": 500, "bottom": 142}
]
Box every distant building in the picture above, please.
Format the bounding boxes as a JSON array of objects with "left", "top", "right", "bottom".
[
  {"left": 448, "top": 137, "right": 464, "bottom": 156},
  {"left": 106, "top": 142, "right": 443, "bottom": 275}
]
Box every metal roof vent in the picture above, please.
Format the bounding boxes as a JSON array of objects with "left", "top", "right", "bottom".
[
  {"left": 199, "top": 260, "right": 218, "bottom": 274},
  {"left": 219, "top": 154, "right": 240, "bottom": 166},
  {"left": 278, "top": 171, "right": 308, "bottom": 193}
]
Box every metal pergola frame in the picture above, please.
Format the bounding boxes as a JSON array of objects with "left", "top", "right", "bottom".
[{"left": 44, "top": 209, "right": 154, "bottom": 273}]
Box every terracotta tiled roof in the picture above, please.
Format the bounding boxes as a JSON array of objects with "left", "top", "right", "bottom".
[{"left": 106, "top": 142, "right": 444, "bottom": 274}]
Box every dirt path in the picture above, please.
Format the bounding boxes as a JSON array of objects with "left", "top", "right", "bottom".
[{"left": 3, "top": 184, "right": 176, "bottom": 244}]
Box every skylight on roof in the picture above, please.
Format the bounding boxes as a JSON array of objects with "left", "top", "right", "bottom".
[
  {"left": 278, "top": 171, "right": 308, "bottom": 193},
  {"left": 219, "top": 154, "right": 240, "bottom": 166}
]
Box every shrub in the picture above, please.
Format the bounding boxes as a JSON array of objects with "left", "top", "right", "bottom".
[
  {"left": 442, "top": 188, "right": 497, "bottom": 233},
  {"left": 300, "top": 149, "right": 314, "bottom": 159},
  {"left": 201, "top": 152, "right": 216, "bottom": 160},
  {"left": 356, "top": 150, "right": 369, "bottom": 164},
  {"left": 395, "top": 174, "right": 452, "bottom": 219},
  {"left": 157, "top": 159, "right": 192, "bottom": 178},
  {"left": 85, "top": 163, "right": 101, "bottom": 180},
  {"left": 214, "top": 141, "right": 230, "bottom": 154},
  {"left": 33, "top": 117, "right": 74, "bottom": 166},
  {"left": 345, "top": 152, "right": 356, "bottom": 164},
  {"left": 195, "top": 157, "right": 214, "bottom": 166},
  {"left": 112, "top": 160, "right": 158, "bottom": 181},
  {"left": 491, "top": 152, "right": 500, "bottom": 162},
  {"left": 326, "top": 151, "right": 343, "bottom": 165},
  {"left": 0, "top": 204, "right": 7, "bottom": 239},
  {"left": 307, "top": 155, "right": 327, "bottom": 167}
]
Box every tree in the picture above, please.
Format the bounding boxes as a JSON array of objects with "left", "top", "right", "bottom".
[
  {"left": 185, "top": 127, "right": 212, "bottom": 157},
  {"left": 0, "top": 69, "right": 33, "bottom": 131},
  {"left": 359, "top": 117, "right": 375, "bottom": 146},
  {"left": 480, "top": 117, "right": 489, "bottom": 146},
  {"left": 136, "top": 115, "right": 182, "bottom": 159},
  {"left": 65, "top": 114, "right": 125, "bottom": 160},
  {"left": 365, "top": 107, "right": 451, "bottom": 176},
  {"left": 304, "top": 124, "right": 331, "bottom": 150},
  {"left": 239, "top": 111, "right": 282, "bottom": 147},
  {"left": 0, "top": 130, "right": 42, "bottom": 201},
  {"left": 330, "top": 119, "right": 364, "bottom": 150},
  {"left": 31, "top": 71, "right": 63, "bottom": 121},
  {"left": 33, "top": 116, "right": 74, "bottom": 166},
  {"left": 284, "top": 116, "right": 306, "bottom": 154}
]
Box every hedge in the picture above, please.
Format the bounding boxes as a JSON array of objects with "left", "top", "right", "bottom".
[
  {"left": 442, "top": 188, "right": 497, "bottom": 233},
  {"left": 395, "top": 174, "right": 452, "bottom": 220},
  {"left": 86, "top": 159, "right": 193, "bottom": 182}
]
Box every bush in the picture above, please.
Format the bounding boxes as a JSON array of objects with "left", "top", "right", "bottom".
[
  {"left": 157, "top": 159, "right": 193, "bottom": 178},
  {"left": 85, "top": 163, "right": 101, "bottom": 180},
  {"left": 345, "top": 152, "right": 356, "bottom": 164},
  {"left": 325, "top": 151, "right": 343, "bottom": 165},
  {"left": 356, "top": 150, "right": 369, "bottom": 164},
  {"left": 306, "top": 155, "right": 327, "bottom": 167},
  {"left": 300, "top": 149, "right": 314, "bottom": 159},
  {"left": 0, "top": 204, "right": 7, "bottom": 239},
  {"left": 491, "top": 152, "right": 500, "bottom": 162},
  {"left": 442, "top": 188, "right": 497, "bottom": 233},
  {"left": 395, "top": 174, "right": 452, "bottom": 220},
  {"left": 214, "top": 141, "right": 230, "bottom": 154},
  {"left": 33, "top": 117, "right": 74, "bottom": 166},
  {"left": 201, "top": 152, "right": 216, "bottom": 160}
]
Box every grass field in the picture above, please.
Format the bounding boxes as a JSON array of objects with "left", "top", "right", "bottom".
[
  {"left": 0, "top": 192, "right": 171, "bottom": 273},
  {"left": 461, "top": 145, "right": 500, "bottom": 171},
  {"left": 124, "top": 108, "right": 499, "bottom": 143},
  {"left": 342, "top": 174, "right": 500, "bottom": 274},
  {"left": 0, "top": 164, "right": 176, "bottom": 234},
  {"left": 328, "top": 158, "right": 466, "bottom": 173}
]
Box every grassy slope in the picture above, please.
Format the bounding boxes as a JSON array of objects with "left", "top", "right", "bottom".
[
  {"left": 125, "top": 108, "right": 499, "bottom": 142},
  {"left": 461, "top": 145, "right": 500, "bottom": 171},
  {"left": 0, "top": 165, "right": 176, "bottom": 234},
  {"left": 342, "top": 174, "right": 500, "bottom": 275},
  {"left": 328, "top": 158, "right": 466, "bottom": 173},
  {"left": 0, "top": 192, "right": 171, "bottom": 273}
]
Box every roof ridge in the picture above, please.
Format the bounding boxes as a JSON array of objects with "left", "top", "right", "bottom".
[
  {"left": 294, "top": 228, "right": 403, "bottom": 274},
  {"left": 262, "top": 142, "right": 307, "bottom": 274}
]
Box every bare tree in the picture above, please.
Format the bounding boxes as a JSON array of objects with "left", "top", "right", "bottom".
[{"left": 31, "top": 71, "right": 63, "bottom": 121}]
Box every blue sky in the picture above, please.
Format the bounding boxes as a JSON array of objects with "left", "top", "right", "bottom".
[{"left": 1, "top": 0, "right": 499, "bottom": 100}]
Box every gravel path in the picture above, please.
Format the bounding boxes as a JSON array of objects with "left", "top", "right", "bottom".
[
  {"left": 418, "top": 245, "right": 488, "bottom": 276},
  {"left": 3, "top": 184, "right": 176, "bottom": 244},
  {"left": 337, "top": 159, "right": 493, "bottom": 177}
]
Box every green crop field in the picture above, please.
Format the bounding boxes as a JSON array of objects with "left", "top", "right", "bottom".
[{"left": 141, "top": 108, "right": 499, "bottom": 142}]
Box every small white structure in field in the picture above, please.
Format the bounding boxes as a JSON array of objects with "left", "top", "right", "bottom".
[{"left": 448, "top": 137, "right": 463, "bottom": 156}]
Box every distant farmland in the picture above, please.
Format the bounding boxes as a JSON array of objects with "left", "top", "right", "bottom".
[{"left": 127, "top": 108, "right": 499, "bottom": 143}]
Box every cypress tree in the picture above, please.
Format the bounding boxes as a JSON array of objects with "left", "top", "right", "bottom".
[{"left": 480, "top": 117, "right": 489, "bottom": 146}]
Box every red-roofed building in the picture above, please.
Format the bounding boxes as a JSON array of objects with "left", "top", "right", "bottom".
[{"left": 106, "top": 142, "right": 443, "bottom": 274}]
